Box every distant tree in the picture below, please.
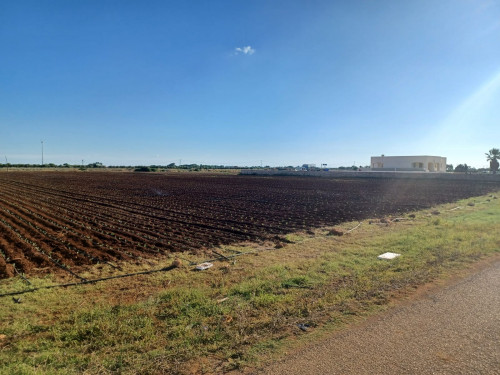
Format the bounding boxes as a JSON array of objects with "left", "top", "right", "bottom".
[
  {"left": 87, "top": 162, "right": 104, "bottom": 168},
  {"left": 485, "top": 148, "right": 500, "bottom": 174},
  {"left": 134, "top": 166, "right": 152, "bottom": 172},
  {"left": 454, "top": 164, "right": 469, "bottom": 173},
  {"left": 446, "top": 164, "right": 454, "bottom": 172}
]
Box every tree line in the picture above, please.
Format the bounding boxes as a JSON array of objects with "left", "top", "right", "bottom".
[{"left": 1, "top": 148, "right": 499, "bottom": 173}]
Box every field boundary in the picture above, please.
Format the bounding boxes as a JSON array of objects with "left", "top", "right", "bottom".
[{"left": 241, "top": 169, "right": 500, "bottom": 181}]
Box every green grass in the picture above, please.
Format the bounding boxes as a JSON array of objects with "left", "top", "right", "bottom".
[{"left": 1, "top": 192, "right": 499, "bottom": 374}]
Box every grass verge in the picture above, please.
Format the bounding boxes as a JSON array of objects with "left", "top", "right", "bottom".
[{"left": 1, "top": 192, "right": 499, "bottom": 374}]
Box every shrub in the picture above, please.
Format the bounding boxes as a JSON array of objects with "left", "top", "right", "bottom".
[{"left": 134, "top": 166, "right": 156, "bottom": 172}]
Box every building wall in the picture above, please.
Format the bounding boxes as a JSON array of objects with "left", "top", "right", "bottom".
[{"left": 370, "top": 156, "right": 447, "bottom": 172}]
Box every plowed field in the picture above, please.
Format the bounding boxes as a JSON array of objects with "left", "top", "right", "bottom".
[{"left": 0, "top": 172, "right": 498, "bottom": 280}]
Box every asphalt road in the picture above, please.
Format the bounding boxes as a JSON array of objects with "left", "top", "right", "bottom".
[{"left": 257, "top": 259, "right": 500, "bottom": 375}]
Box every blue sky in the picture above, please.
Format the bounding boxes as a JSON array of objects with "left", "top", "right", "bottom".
[{"left": 1, "top": 0, "right": 500, "bottom": 167}]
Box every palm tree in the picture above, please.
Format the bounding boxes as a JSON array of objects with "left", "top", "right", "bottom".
[{"left": 485, "top": 148, "right": 500, "bottom": 174}]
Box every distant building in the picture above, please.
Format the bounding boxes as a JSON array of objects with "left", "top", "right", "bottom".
[{"left": 370, "top": 155, "right": 446, "bottom": 172}]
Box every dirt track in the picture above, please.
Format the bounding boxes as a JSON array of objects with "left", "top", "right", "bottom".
[{"left": 257, "top": 258, "right": 500, "bottom": 375}]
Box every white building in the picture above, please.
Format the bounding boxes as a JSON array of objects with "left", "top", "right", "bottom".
[{"left": 370, "top": 155, "right": 447, "bottom": 172}]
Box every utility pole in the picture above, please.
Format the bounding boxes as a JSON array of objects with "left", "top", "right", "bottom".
[
  {"left": 41, "top": 140, "right": 44, "bottom": 166},
  {"left": 4, "top": 156, "right": 8, "bottom": 172}
]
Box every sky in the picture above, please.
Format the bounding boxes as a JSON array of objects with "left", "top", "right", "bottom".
[{"left": 1, "top": 0, "right": 500, "bottom": 168}]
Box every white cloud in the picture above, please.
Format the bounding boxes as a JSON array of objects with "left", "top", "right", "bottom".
[{"left": 234, "top": 46, "right": 255, "bottom": 55}]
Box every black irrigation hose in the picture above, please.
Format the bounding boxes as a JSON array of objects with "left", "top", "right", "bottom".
[
  {"left": 0, "top": 264, "right": 178, "bottom": 298},
  {"left": 189, "top": 249, "right": 256, "bottom": 266},
  {"left": 13, "top": 265, "right": 31, "bottom": 285},
  {"left": 0, "top": 249, "right": 258, "bottom": 298}
]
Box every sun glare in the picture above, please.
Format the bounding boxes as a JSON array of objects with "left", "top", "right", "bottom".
[{"left": 441, "top": 68, "right": 500, "bottom": 133}]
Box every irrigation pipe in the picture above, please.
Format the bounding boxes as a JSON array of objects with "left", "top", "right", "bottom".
[
  {"left": 0, "top": 264, "right": 178, "bottom": 298},
  {"left": 13, "top": 265, "right": 31, "bottom": 285},
  {"left": 346, "top": 222, "right": 362, "bottom": 233},
  {"left": 0, "top": 250, "right": 258, "bottom": 298},
  {"left": 189, "top": 250, "right": 257, "bottom": 266},
  {"left": 211, "top": 249, "right": 231, "bottom": 260}
]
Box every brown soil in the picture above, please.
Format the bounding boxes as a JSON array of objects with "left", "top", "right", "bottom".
[{"left": 0, "top": 172, "right": 499, "bottom": 280}]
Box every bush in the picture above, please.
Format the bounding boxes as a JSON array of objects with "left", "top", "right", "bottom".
[
  {"left": 454, "top": 164, "right": 468, "bottom": 173},
  {"left": 134, "top": 166, "right": 156, "bottom": 172}
]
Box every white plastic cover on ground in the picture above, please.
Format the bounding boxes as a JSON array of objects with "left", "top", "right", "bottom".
[
  {"left": 377, "top": 252, "right": 401, "bottom": 260},
  {"left": 195, "top": 262, "right": 214, "bottom": 270}
]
